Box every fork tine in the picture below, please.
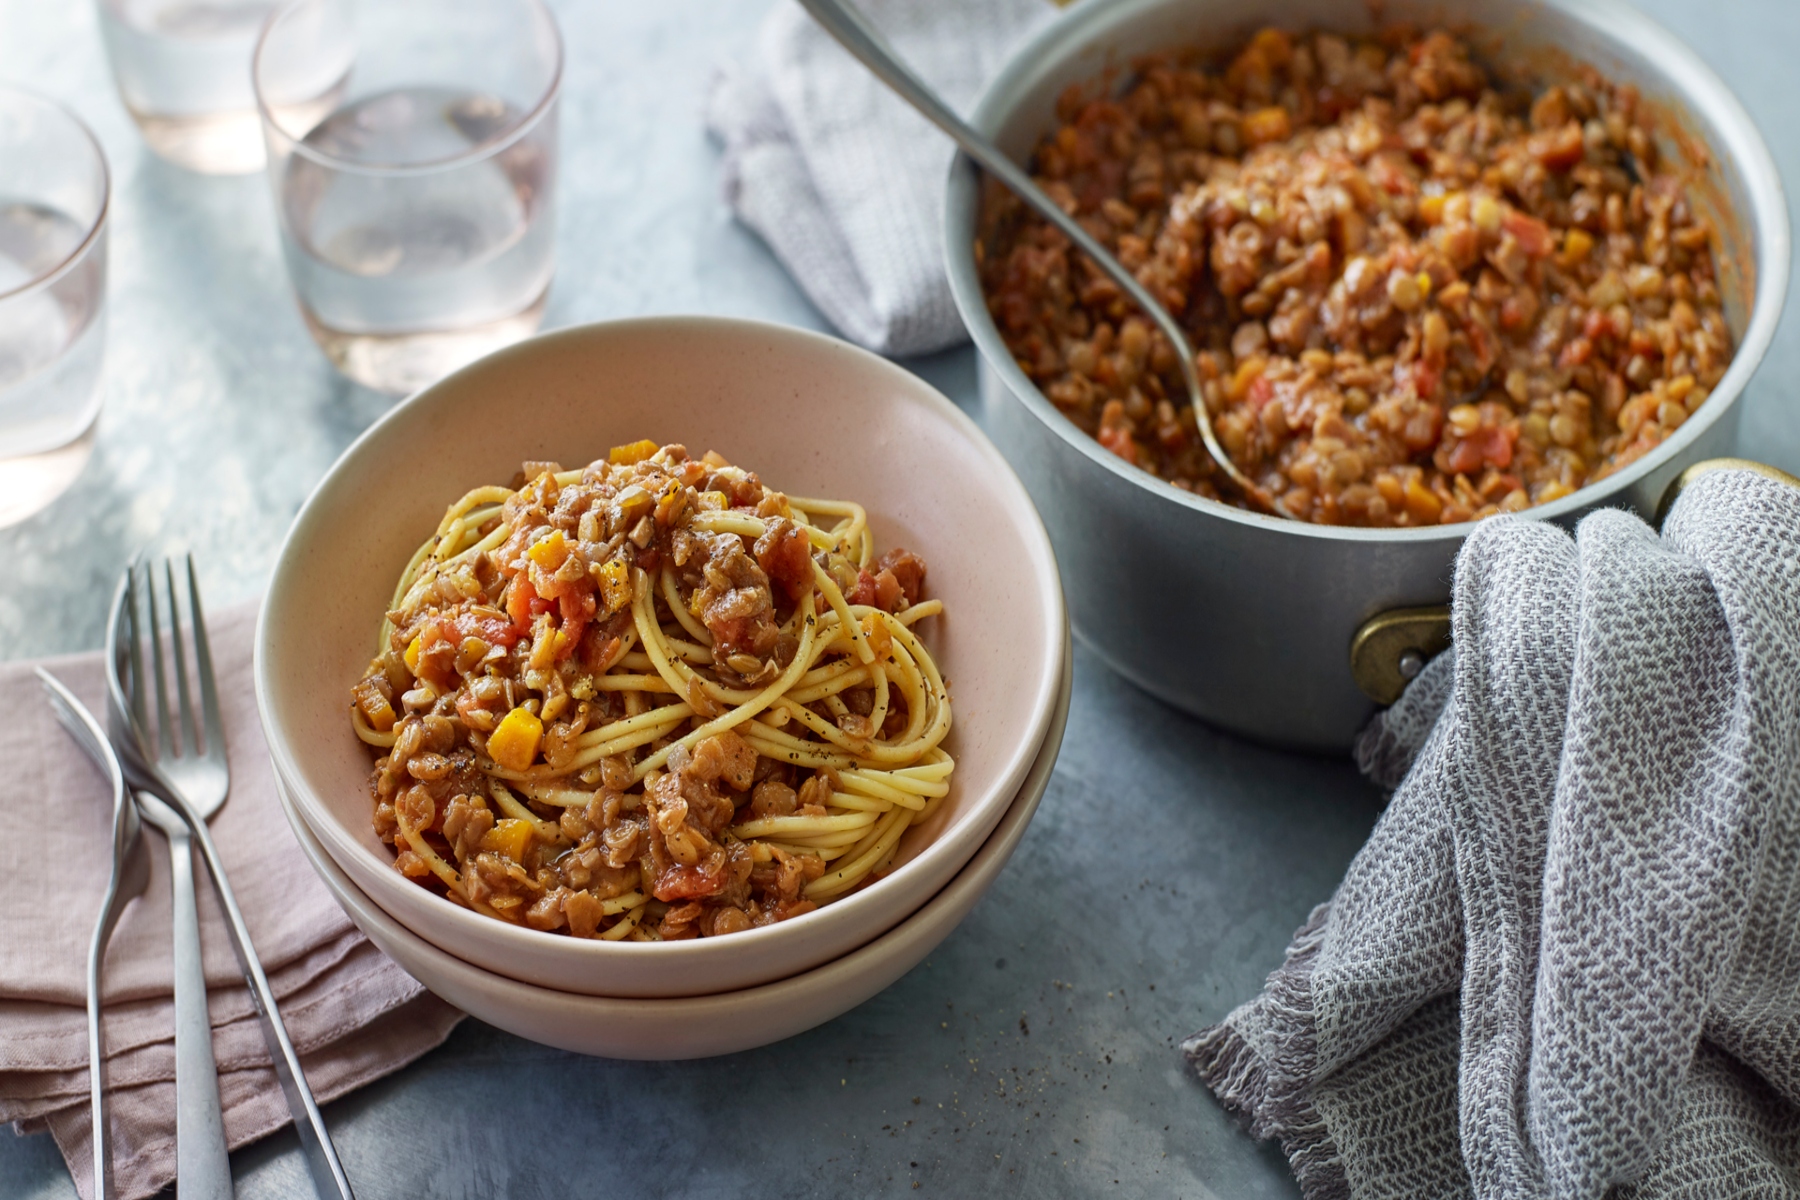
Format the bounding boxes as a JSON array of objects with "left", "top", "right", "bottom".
[
  {"left": 147, "top": 563, "right": 174, "bottom": 762},
  {"left": 125, "top": 564, "right": 148, "bottom": 737},
  {"left": 186, "top": 555, "right": 224, "bottom": 757},
  {"left": 164, "top": 559, "right": 197, "bottom": 758}
]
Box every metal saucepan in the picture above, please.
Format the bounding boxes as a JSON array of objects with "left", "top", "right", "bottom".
[{"left": 943, "top": 0, "right": 1790, "bottom": 751}]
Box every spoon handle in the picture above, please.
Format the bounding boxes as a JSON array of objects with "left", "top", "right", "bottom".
[
  {"left": 795, "top": 0, "right": 1280, "bottom": 511},
  {"left": 84, "top": 856, "right": 135, "bottom": 1200},
  {"left": 38, "top": 667, "right": 136, "bottom": 1200}
]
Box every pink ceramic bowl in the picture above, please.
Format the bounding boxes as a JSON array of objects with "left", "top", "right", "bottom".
[
  {"left": 257, "top": 316, "right": 1065, "bottom": 998},
  {"left": 273, "top": 642, "right": 1069, "bottom": 1059}
]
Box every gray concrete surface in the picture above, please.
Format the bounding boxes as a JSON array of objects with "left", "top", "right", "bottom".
[{"left": 2, "top": 0, "right": 1795, "bottom": 1195}]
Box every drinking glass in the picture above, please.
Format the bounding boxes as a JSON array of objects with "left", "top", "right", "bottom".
[
  {"left": 0, "top": 89, "right": 109, "bottom": 529},
  {"left": 97, "top": 0, "right": 280, "bottom": 174},
  {"left": 253, "top": 0, "right": 562, "bottom": 396}
]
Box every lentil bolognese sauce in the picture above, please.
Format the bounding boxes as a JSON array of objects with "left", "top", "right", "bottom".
[
  {"left": 978, "top": 26, "right": 1734, "bottom": 525},
  {"left": 349, "top": 441, "right": 952, "bottom": 940}
]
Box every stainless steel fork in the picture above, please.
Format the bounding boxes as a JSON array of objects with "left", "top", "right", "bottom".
[
  {"left": 105, "top": 559, "right": 356, "bottom": 1200},
  {"left": 37, "top": 668, "right": 146, "bottom": 1200},
  {"left": 118, "top": 560, "right": 233, "bottom": 1200}
]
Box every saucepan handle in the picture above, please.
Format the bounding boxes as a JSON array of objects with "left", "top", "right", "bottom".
[{"left": 1348, "top": 458, "right": 1800, "bottom": 704}]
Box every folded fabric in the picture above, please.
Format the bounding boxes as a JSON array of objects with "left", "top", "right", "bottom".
[
  {"left": 0, "top": 602, "right": 462, "bottom": 1200},
  {"left": 1185, "top": 467, "right": 1800, "bottom": 1198},
  {"left": 707, "top": 0, "right": 1053, "bottom": 357}
]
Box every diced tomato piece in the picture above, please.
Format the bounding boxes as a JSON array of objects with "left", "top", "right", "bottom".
[
  {"left": 875, "top": 548, "right": 927, "bottom": 606},
  {"left": 1413, "top": 359, "right": 1442, "bottom": 399},
  {"left": 1558, "top": 336, "right": 1593, "bottom": 368},
  {"left": 1529, "top": 123, "right": 1585, "bottom": 172},
  {"left": 1097, "top": 424, "right": 1139, "bottom": 465},
  {"left": 443, "top": 611, "right": 522, "bottom": 649},
  {"left": 1447, "top": 425, "right": 1516, "bottom": 476},
  {"left": 872, "top": 569, "right": 904, "bottom": 613},
  {"left": 847, "top": 570, "right": 880, "bottom": 608},
  {"left": 1402, "top": 405, "right": 1444, "bottom": 454},
  {"left": 653, "top": 858, "right": 728, "bottom": 901},
  {"left": 1372, "top": 154, "right": 1414, "bottom": 195},
  {"left": 558, "top": 590, "right": 595, "bottom": 625},
  {"left": 557, "top": 591, "right": 596, "bottom": 660},
  {"left": 412, "top": 623, "right": 456, "bottom": 690},
  {"left": 754, "top": 518, "right": 813, "bottom": 601},
  {"left": 1502, "top": 210, "right": 1554, "bottom": 257},
  {"left": 505, "top": 575, "right": 538, "bottom": 631},
  {"left": 1466, "top": 321, "right": 1496, "bottom": 373},
  {"left": 1473, "top": 425, "right": 1516, "bottom": 469},
  {"left": 1447, "top": 438, "right": 1484, "bottom": 475}
]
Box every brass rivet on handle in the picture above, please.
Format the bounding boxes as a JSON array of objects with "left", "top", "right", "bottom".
[{"left": 1349, "top": 606, "right": 1452, "bottom": 706}]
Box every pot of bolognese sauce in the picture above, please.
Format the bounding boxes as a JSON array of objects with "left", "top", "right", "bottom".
[{"left": 944, "top": 0, "right": 1789, "bottom": 751}]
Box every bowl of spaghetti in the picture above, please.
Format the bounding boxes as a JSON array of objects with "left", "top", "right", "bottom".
[{"left": 256, "top": 316, "right": 1066, "bottom": 998}]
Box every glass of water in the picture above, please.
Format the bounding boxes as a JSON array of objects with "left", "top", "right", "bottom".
[
  {"left": 97, "top": 0, "right": 279, "bottom": 174},
  {"left": 253, "top": 0, "right": 562, "bottom": 396},
  {"left": 0, "top": 90, "right": 109, "bottom": 530}
]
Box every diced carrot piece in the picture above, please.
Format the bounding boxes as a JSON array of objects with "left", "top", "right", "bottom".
[
  {"left": 480, "top": 818, "right": 533, "bottom": 862},
  {"left": 1561, "top": 227, "right": 1594, "bottom": 266},
  {"left": 597, "top": 559, "right": 632, "bottom": 614},
  {"left": 359, "top": 693, "right": 397, "bottom": 732},
  {"left": 488, "top": 706, "right": 543, "bottom": 771},
  {"left": 609, "top": 439, "right": 659, "bottom": 466},
  {"left": 527, "top": 529, "right": 569, "bottom": 571},
  {"left": 1243, "top": 106, "right": 1291, "bottom": 146},
  {"left": 1404, "top": 475, "right": 1443, "bottom": 523},
  {"left": 1228, "top": 355, "right": 1266, "bottom": 402}
]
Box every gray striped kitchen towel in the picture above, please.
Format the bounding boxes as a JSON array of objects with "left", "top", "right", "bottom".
[{"left": 1186, "top": 466, "right": 1800, "bottom": 1198}]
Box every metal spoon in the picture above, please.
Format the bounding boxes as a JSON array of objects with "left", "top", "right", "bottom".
[
  {"left": 37, "top": 668, "right": 148, "bottom": 1200},
  {"left": 796, "top": 0, "right": 1291, "bottom": 517}
]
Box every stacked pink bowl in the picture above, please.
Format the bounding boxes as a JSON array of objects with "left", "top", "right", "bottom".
[{"left": 256, "top": 318, "right": 1069, "bottom": 1059}]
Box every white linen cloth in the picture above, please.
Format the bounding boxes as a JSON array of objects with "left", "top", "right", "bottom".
[
  {"left": 1185, "top": 467, "right": 1800, "bottom": 1198},
  {"left": 0, "top": 603, "right": 462, "bottom": 1200},
  {"left": 706, "top": 0, "right": 1054, "bottom": 356}
]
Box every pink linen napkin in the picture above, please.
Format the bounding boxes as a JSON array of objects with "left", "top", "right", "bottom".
[{"left": 0, "top": 601, "right": 462, "bottom": 1200}]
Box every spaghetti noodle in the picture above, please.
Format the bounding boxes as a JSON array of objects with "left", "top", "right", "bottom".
[{"left": 350, "top": 441, "right": 953, "bottom": 940}]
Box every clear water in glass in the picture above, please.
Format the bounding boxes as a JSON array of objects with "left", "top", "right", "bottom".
[
  {"left": 98, "top": 0, "right": 276, "bottom": 174},
  {"left": 0, "top": 202, "right": 106, "bottom": 527},
  {"left": 276, "top": 85, "right": 556, "bottom": 395}
]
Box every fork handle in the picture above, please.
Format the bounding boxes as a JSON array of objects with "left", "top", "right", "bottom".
[
  {"left": 166, "top": 824, "right": 234, "bottom": 1199},
  {"left": 183, "top": 815, "right": 357, "bottom": 1200}
]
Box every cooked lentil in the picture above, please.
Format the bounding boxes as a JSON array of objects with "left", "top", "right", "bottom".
[{"left": 978, "top": 26, "right": 1734, "bottom": 525}]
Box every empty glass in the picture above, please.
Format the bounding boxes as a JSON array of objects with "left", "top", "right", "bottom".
[
  {"left": 97, "top": 0, "right": 280, "bottom": 174},
  {"left": 0, "top": 89, "right": 109, "bottom": 529},
  {"left": 253, "top": 0, "right": 562, "bottom": 396}
]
